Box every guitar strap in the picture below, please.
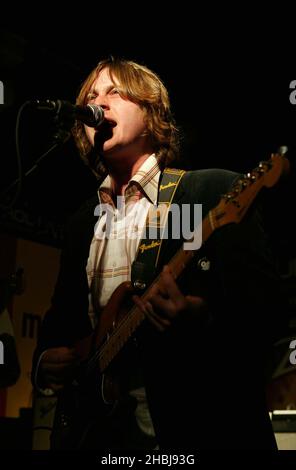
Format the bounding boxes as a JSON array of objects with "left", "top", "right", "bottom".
[{"left": 131, "top": 168, "right": 186, "bottom": 292}]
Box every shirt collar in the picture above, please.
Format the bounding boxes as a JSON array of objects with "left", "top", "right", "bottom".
[{"left": 98, "top": 154, "right": 161, "bottom": 205}]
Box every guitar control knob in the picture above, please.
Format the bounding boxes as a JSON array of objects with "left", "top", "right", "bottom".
[{"left": 197, "top": 257, "right": 211, "bottom": 271}]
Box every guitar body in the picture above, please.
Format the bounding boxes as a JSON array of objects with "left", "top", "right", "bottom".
[
  {"left": 51, "top": 369, "right": 116, "bottom": 449},
  {"left": 51, "top": 281, "right": 134, "bottom": 449}
]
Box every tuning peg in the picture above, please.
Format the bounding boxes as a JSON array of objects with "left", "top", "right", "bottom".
[
  {"left": 246, "top": 173, "right": 257, "bottom": 182},
  {"left": 278, "top": 146, "right": 288, "bottom": 156}
]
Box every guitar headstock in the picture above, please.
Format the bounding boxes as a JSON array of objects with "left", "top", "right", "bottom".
[{"left": 210, "top": 152, "right": 290, "bottom": 228}]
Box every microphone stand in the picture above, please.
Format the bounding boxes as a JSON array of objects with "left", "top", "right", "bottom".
[{"left": 0, "top": 106, "right": 71, "bottom": 210}]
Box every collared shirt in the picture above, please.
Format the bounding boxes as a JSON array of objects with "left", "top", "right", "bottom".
[
  {"left": 86, "top": 154, "right": 161, "bottom": 321},
  {"left": 85, "top": 154, "right": 161, "bottom": 447}
]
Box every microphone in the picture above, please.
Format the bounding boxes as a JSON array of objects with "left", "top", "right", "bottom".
[{"left": 32, "top": 99, "right": 105, "bottom": 128}]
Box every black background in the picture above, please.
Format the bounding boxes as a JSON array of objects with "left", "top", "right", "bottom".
[
  {"left": 0, "top": 17, "right": 295, "bottom": 250},
  {"left": 1, "top": 12, "right": 296, "bottom": 455}
]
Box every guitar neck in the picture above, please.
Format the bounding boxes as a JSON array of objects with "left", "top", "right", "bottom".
[{"left": 98, "top": 216, "right": 215, "bottom": 372}]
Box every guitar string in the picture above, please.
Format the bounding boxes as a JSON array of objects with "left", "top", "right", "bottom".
[
  {"left": 84, "top": 248, "right": 194, "bottom": 375},
  {"left": 84, "top": 251, "right": 185, "bottom": 375},
  {"left": 85, "top": 305, "right": 140, "bottom": 375}
]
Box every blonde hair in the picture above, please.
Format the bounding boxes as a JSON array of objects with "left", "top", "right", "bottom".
[{"left": 72, "top": 57, "right": 180, "bottom": 178}]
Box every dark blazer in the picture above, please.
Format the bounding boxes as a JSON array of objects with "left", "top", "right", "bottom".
[{"left": 33, "top": 168, "right": 282, "bottom": 450}]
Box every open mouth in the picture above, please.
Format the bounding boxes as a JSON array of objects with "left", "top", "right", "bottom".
[{"left": 94, "top": 120, "right": 116, "bottom": 149}]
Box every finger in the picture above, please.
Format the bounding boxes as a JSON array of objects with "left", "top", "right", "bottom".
[
  {"left": 43, "top": 363, "right": 78, "bottom": 387},
  {"left": 145, "top": 311, "right": 166, "bottom": 332},
  {"left": 186, "top": 295, "right": 206, "bottom": 307},
  {"left": 160, "top": 266, "right": 183, "bottom": 302},
  {"left": 145, "top": 301, "right": 171, "bottom": 328},
  {"left": 132, "top": 294, "right": 146, "bottom": 313},
  {"left": 149, "top": 293, "right": 183, "bottom": 319},
  {"left": 186, "top": 295, "right": 208, "bottom": 313},
  {"left": 149, "top": 294, "right": 172, "bottom": 314},
  {"left": 133, "top": 295, "right": 167, "bottom": 331},
  {"left": 42, "top": 347, "right": 78, "bottom": 364}
]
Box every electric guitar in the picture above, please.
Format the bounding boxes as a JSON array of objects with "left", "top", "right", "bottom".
[{"left": 51, "top": 151, "right": 290, "bottom": 449}]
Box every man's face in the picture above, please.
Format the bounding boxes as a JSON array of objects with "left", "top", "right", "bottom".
[{"left": 84, "top": 68, "right": 152, "bottom": 161}]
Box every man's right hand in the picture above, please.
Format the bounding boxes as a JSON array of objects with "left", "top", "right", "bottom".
[{"left": 39, "top": 347, "right": 79, "bottom": 392}]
